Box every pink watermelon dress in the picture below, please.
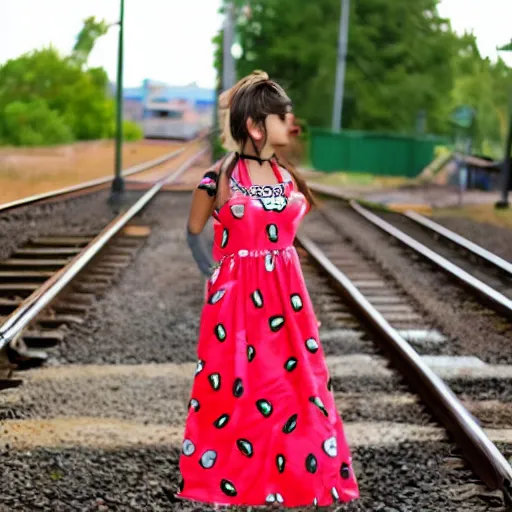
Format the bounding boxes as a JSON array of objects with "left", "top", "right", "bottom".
[{"left": 177, "top": 158, "right": 359, "bottom": 508}]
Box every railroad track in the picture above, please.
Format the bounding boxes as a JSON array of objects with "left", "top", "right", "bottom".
[
  {"left": 308, "top": 183, "right": 512, "bottom": 322},
  {"left": 298, "top": 212, "right": 512, "bottom": 509},
  {"left": 1, "top": 204, "right": 510, "bottom": 509},
  {"left": 0, "top": 140, "right": 198, "bottom": 214},
  {"left": 1, "top": 168, "right": 512, "bottom": 509},
  {"left": 0, "top": 145, "right": 208, "bottom": 389}
]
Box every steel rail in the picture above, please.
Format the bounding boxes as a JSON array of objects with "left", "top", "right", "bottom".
[
  {"left": 297, "top": 233, "right": 512, "bottom": 501},
  {"left": 404, "top": 210, "right": 512, "bottom": 277},
  {"left": 307, "top": 182, "right": 349, "bottom": 202},
  {"left": 306, "top": 180, "right": 512, "bottom": 313},
  {"left": 350, "top": 200, "right": 512, "bottom": 320},
  {"left": 0, "top": 147, "right": 208, "bottom": 352}
]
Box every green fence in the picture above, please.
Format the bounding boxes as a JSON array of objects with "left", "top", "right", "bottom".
[{"left": 310, "top": 128, "right": 450, "bottom": 177}]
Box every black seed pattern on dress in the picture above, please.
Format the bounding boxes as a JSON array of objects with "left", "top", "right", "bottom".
[
  {"left": 220, "top": 479, "right": 237, "bottom": 497},
  {"left": 309, "top": 396, "right": 329, "bottom": 417},
  {"left": 233, "top": 378, "right": 244, "bottom": 397},
  {"left": 214, "top": 323, "right": 227, "bottom": 342},
  {"left": 282, "top": 414, "right": 298, "bottom": 434},
  {"left": 208, "top": 289, "right": 226, "bottom": 305},
  {"left": 199, "top": 450, "right": 217, "bottom": 469},
  {"left": 305, "top": 338, "right": 319, "bottom": 353},
  {"left": 284, "top": 357, "right": 298, "bottom": 372},
  {"left": 290, "top": 293, "right": 303, "bottom": 311},
  {"left": 221, "top": 229, "right": 229, "bottom": 248},
  {"left": 266, "top": 223, "right": 279, "bottom": 242},
  {"left": 208, "top": 373, "right": 221, "bottom": 391},
  {"left": 251, "top": 289, "right": 264, "bottom": 308},
  {"left": 213, "top": 414, "right": 230, "bottom": 429},
  {"left": 276, "top": 454, "right": 286, "bottom": 473},
  {"left": 306, "top": 454, "right": 318, "bottom": 474},
  {"left": 188, "top": 398, "right": 200, "bottom": 412},
  {"left": 236, "top": 439, "right": 254, "bottom": 458},
  {"left": 269, "top": 315, "right": 285, "bottom": 332},
  {"left": 256, "top": 399, "right": 273, "bottom": 417}
]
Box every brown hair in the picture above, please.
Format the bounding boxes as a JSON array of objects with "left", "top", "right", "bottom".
[
  {"left": 218, "top": 71, "right": 270, "bottom": 152},
  {"left": 222, "top": 75, "right": 315, "bottom": 207}
]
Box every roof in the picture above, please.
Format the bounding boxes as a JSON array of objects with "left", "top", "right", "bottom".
[
  {"left": 123, "top": 87, "right": 143, "bottom": 100},
  {"left": 121, "top": 80, "right": 215, "bottom": 104}
]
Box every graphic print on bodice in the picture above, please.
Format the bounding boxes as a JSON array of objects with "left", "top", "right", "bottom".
[{"left": 178, "top": 158, "right": 359, "bottom": 508}]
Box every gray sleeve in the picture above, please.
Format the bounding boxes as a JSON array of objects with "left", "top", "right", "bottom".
[{"left": 186, "top": 228, "right": 214, "bottom": 277}]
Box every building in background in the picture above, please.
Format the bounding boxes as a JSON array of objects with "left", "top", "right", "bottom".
[{"left": 120, "top": 79, "right": 215, "bottom": 139}]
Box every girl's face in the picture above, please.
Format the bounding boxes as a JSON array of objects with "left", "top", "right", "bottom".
[{"left": 264, "top": 108, "right": 294, "bottom": 148}]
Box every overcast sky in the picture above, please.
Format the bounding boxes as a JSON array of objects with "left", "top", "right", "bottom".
[{"left": 1, "top": 0, "right": 511, "bottom": 88}]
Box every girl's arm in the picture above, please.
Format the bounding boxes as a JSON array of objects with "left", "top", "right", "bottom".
[
  {"left": 187, "top": 171, "right": 218, "bottom": 277},
  {"left": 186, "top": 153, "right": 235, "bottom": 276}
]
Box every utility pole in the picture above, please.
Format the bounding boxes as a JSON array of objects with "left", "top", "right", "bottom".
[
  {"left": 222, "top": 1, "right": 236, "bottom": 91},
  {"left": 110, "top": 0, "right": 125, "bottom": 202},
  {"left": 495, "top": 116, "right": 512, "bottom": 209},
  {"left": 331, "top": 0, "right": 350, "bottom": 132},
  {"left": 495, "top": 40, "right": 512, "bottom": 209}
]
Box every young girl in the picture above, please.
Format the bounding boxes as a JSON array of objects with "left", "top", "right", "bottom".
[{"left": 178, "top": 73, "right": 359, "bottom": 508}]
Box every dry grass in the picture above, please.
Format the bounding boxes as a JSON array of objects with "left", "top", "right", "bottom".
[
  {"left": 0, "top": 139, "right": 181, "bottom": 204},
  {"left": 305, "top": 169, "right": 410, "bottom": 190},
  {"left": 130, "top": 139, "right": 211, "bottom": 185},
  {"left": 433, "top": 203, "right": 512, "bottom": 229}
]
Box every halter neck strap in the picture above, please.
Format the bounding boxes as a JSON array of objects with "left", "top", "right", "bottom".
[
  {"left": 235, "top": 152, "right": 274, "bottom": 165},
  {"left": 236, "top": 156, "right": 284, "bottom": 188}
]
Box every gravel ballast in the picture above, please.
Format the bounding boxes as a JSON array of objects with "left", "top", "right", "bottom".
[
  {"left": 0, "top": 190, "right": 146, "bottom": 261},
  {"left": 0, "top": 190, "right": 506, "bottom": 511},
  {"left": 49, "top": 193, "right": 205, "bottom": 365},
  {"left": 433, "top": 215, "right": 512, "bottom": 262},
  {"left": 0, "top": 441, "right": 494, "bottom": 512}
]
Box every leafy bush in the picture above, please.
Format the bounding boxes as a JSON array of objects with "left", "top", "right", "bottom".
[
  {"left": 0, "top": 99, "right": 74, "bottom": 146},
  {"left": 0, "top": 18, "right": 120, "bottom": 146},
  {"left": 122, "top": 120, "right": 143, "bottom": 141}
]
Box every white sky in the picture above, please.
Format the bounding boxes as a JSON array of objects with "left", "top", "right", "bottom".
[{"left": 1, "top": 0, "right": 511, "bottom": 89}]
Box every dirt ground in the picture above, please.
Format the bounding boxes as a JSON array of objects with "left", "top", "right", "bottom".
[
  {"left": 305, "top": 167, "right": 512, "bottom": 230},
  {"left": 0, "top": 139, "right": 182, "bottom": 204}
]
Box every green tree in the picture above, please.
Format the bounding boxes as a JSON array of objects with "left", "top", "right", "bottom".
[
  {"left": 0, "top": 46, "right": 114, "bottom": 142},
  {"left": 0, "top": 16, "right": 132, "bottom": 146},
  {"left": 213, "top": 0, "right": 471, "bottom": 135},
  {"left": 449, "top": 34, "right": 512, "bottom": 155},
  {"left": 121, "top": 120, "right": 144, "bottom": 141},
  {"left": 72, "top": 16, "right": 110, "bottom": 67},
  {"left": 0, "top": 99, "right": 74, "bottom": 146}
]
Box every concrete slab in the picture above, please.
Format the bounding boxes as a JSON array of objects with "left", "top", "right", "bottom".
[
  {"left": 398, "top": 329, "right": 446, "bottom": 346},
  {"left": 320, "top": 329, "right": 365, "bottom": 341},
  {"left": 422, "top": 355, "right": 487, "bottom": 369}
]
